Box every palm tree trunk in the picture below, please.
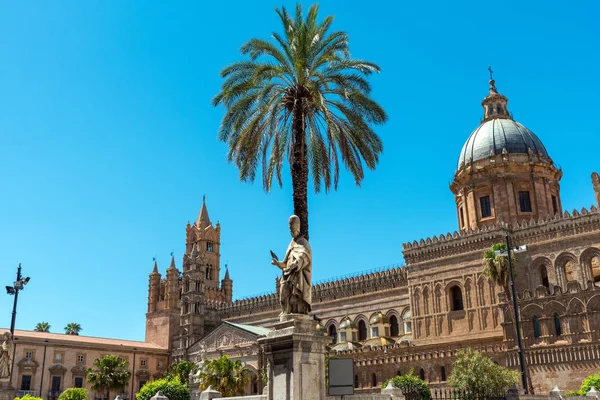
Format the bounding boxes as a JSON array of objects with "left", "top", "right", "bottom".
[{"left": 291, "top": 102, "right": 309, "bottom": 240}]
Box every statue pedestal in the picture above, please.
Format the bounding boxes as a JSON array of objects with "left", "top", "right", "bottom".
[
  {"left": 258, "top": 314, "right": 331, "bottom": 400},
  {"left": 0, "top": 382, "right": 16, "bottom": 400}
]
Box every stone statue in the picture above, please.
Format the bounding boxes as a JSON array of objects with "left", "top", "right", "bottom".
[
  {"left": 271, "top": 215, "right": 312, "bottom": 314},
  {"left": 0, "top": 332, "right": 12, "bottom": 380}
]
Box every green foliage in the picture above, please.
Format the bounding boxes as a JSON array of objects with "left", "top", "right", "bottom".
[
  {"left": 566, "top": 373, "right": 600, "bottom": 396},
  {"left": 86, "top": 354, "right": 131, "bottom": 397},
  {"left": 58, "top": 388, "right": 88, "bottom": 400},
  {"left": 483, "top": 243, "right": 517, "bottom": 301},
  {"left": 64, "top": 322, "right": 82, "bottom": 335},
  {"left": 449, "top": 349, "right": 518, "bottom": 395},
  {"left": 213, "top": 3, "right": 387, "bottom": 239},
  {"left": 197, "top": 355, "right": 249, "bottom": 397},
  {"left": 136, "top": 376, "right": 189, "bottom": 400},
  {"left": 34, "top": 322, "right": 51, "bottom": 332},
  {"left": 15, "top": 395, "right": 43, "bottom": 400},
  {"left": 169, "top": 360, "right": 198, "bottom": 385},
  {"left": 382, "top": 369, "right": 430, "bottom": 400}
]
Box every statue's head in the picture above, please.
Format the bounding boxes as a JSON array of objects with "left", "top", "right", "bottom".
[
  {"left": 2, "top": 332, "right": 11, "bottom": 341},
  {"left": 289, "top": 215, "right": 301, "bottom": 238}
]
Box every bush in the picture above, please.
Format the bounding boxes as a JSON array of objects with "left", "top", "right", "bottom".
[
  {"left": 449, "top": 348, "right": 518, "bottom": 394},
  {"left": 15, "top": 395, "right": 43, "bottom": 400},
  {"left": 58, "top": 388, "right": 88, "bottom": 400},
  {"left": 566, "top": 373, "right": 600, "bottom": 396},
  {"left": 382, "top": 369, "right": 431, "bottom": 400},
  {"left": 136, "top": 376, "right": 189, "bottom": 400}
]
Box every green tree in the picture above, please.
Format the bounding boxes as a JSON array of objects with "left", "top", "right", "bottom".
[
  {"left": 213, "top": 4, "right": 387, "bottom": 240},
  {"left": 15, "top": 395, "right": 43, "bottom": 400},
  {"left": 197, "top": 355, "right": 249, "bottom": 397},
  {"left": 86, "top": 355, "right": 131, "bottom": 400},
  {"left": 382, "top": 369, "right": 430, "bottom": 400},
  {"left": 449, "top": 349, "right": 518, "bottom": 395},
  {"left": 566, "top": 373, "right": 600, "bottom": 396},
  {"left": 58, "top": 388, "right": 89, "bottom": 400},
  {"left": 136, "top": 376, "right": 189, "bottom": 400},
  {"left": 34, "top": 322, "right": 51, "bottom": 332},
  {"left": 482, "top": 243, "right": 518, "bottom": 303},
  {"left": 169, "top": 360, "right": 198, "bottom": 385},
  {"left": 64, "top": 322, "right": 82, "bottom": 335}
]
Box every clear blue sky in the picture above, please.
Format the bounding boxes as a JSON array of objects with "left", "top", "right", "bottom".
[{"left": 1, "top": 1, "right": 598, "bottom": 341}]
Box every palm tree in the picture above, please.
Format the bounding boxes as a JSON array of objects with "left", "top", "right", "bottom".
[
  {"left": 34, "top": 322, "right": 51, "bottom": 332},
  {"left": 169, "top": 360, "right": 198, "bottom": 385},
  {"left": 197, "top": 355, "right": 249, "bottom": 396},
  {"left": 213, "top": 4, "right": 387, "bottom": 240},
  {"left": 64, "top": 322, "right": 82, "bottom": 335},
  {"left": 86, "top": 355, "right": 131, "bottom": 400},
  {"left": 482, "top": 243, "right": 517, "bottom": 304}
]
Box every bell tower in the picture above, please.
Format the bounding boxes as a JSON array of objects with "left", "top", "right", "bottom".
[{"left": 593, "top": 172, "right": 600, "bottom": 207}]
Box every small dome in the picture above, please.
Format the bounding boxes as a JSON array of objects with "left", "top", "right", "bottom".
[
  {"left": 457, "top": 119, "right": 550, "bottom": 169},
  {"left": 363, "top": 337, "right": 395, "bottom": 347},
  {"left": 339, "top": 317, "right": 356, "bottom": 330},
  {"left": 369, "top": 312, "right": 390, "bottom": 325}
]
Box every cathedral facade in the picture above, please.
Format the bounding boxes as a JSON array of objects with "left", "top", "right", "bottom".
[{"left": 144, "top": 77, "right": 600, "bottom": 395}]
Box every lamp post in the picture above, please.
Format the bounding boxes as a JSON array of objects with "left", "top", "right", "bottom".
[
  {"left": 495, "top": 233, "right": 528, "bottom": 394},
  {"left": 5, "top": 263, "right": 31, "bottom": 385}
]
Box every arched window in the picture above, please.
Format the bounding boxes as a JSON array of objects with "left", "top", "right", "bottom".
[
  {"left": 489, "top": 105, "right": 494, "bottom": 116},
  {"left": 371, "top": 373, "right": 377, "bottom": 388},
  {"left": 592, "top": 256, "right": 600, "bottom": 283},
  {"left": 207, "top": 241, "right": 214, "bottom": 252},
  {"left": 540, "top": 266, "right": 549, "bottom": 288},
  {"left": 328, "top": 325, "right": 337, "bottom": 344},
  {"left": 251, "top": 375, "right": 258, "bottom": 394},
  {"left": 354, "top": 375, "right": 359, "bottom": 389},
  {"left": 532, "top": 316, "right": 541, "bottom": 338},
  {"left": 390, "top": 315, "right": 400, "bottom": 337},
  {"left": 450, "top": 286, "right": 464, "bottom": 311},
  {"left": 358, "top": 320, "right": 367, "bottom": 341},
  {"left": 419, "top": 368, "right": 425, "bottom": 381},
  {"left": 554, "top": 313, "right": 562, "bottom": 336},
  {"left": 402, "top": 310, "right": 412, "bottom": 334},
  {"left": 497, "top": 104, "right": 503, "bottom": 114},
  {"left": 441, "top": 366, "right": 446, "bottom": 382}
]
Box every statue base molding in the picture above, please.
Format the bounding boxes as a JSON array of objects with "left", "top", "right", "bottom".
[
  {"left": 259, "top": 314, "right": 331, "bottom": 400},
  {"left": 0, "top": 382, "right": 16, "bottom": 400}
]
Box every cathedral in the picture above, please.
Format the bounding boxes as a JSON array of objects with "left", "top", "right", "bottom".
[{"left": 143, "top": 76, "right": 600, "bottom": 395}]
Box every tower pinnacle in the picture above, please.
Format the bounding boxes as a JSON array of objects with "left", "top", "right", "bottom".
[
  {"left": 196, "top": 196, "right": 211, "bottom": 228},
  {"left": 481, "top": 69, "right": 510, "bottom": 121}
]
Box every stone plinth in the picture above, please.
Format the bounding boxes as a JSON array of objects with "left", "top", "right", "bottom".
[
  {"left": 0, "top": 382, "right": 16, "bottom": 400},
  {"left": 258, "top": 314, "right": 331, "bottom": 400}
]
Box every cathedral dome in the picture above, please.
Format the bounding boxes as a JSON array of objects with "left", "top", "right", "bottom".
[{"left": 457, "top": 118, "right": 549, "bottom": 169}]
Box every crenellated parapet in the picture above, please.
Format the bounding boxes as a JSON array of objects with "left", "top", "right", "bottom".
[
  {"left": 218, "top": 265, "right": 407, "bottom": 318},
  {"left": 403, "top": 205, "right": 600, "bottom": 265}
]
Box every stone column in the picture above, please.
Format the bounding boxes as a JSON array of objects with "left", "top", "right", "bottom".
[{"left": 258, "top": 314, "right": 331, "bottom": 400}]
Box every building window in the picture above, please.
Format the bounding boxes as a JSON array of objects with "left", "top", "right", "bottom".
[
  {"left": 157, "top": 360, "right": 163, "bottom": 369},
  {"left": 139, "top": 381, "right": 147, "bottom": 392},
  {"left": 402, "top": 310, "right": 412, "bottom": 334},
  {"left": 74, "top": 377, "right": 84, "bottom": 388},
  {"left": 497, "top": 104, "right": 503, "bottom": 114},
  {"left": 459, "top": 207, "right": 465, "bottom": 228},
  {"left": 554, "top": 313, "right": 562, "bottom": 336},
  {"left": 489, "top": 105, "right": 494, "bottom": 116},
  {"left": 25, "top": 351, "right": 33, "bottom": 360},
  {"left": 371, "top": 373, "right": 377, "bottom": 387},
  {"left": 390, "top": 315, "right": 399, "bottom": 337},
  {"left": 77, "top": 354, "right": 85, "bottom": 364},
  {"left": 54, "top": 352, "right": 64, "bottom": 363},
  {"left": 480, "top": 196, "right": 492, "bottom": 218},
  {"left": 371, "top": 327, "right": 379, "bottom": 338},
  {"left": 328, "top": 325, "right": 337, "bottom": 344},
  {"left": 339, "top": 331, "right": 347, "bottom": 342},
  {"left": 207, "top": 241, "right": 214, "bottom": 252},
  {"left": 140, "top": 359, "right": 147, "bottom": 368},
  {"left": 540, "top": 267, "right": 549, "bottom": 288},
  {"left": 419, "top": 368, "right": 425, "bottom": 381},
  {"left": 441, "top": 366, "right": 446, "bottom": 382},
  {"left": 205, "top": 267, "right": 211, "bottom": 280},
  {"left": 450, "top": 286, "right": 464, "bottom": 311},
  {"left": 519, "top": 191, "right": 532, "bottom": 212},
  {"left": 358, "top": 320, "right": 367, "bottom": 341},
  {"left": 51, "top": 376, "right": 61, "bottom": 394},
  {"left": 20, "top": 375, "right": 32, "bottom": 391},
  {"left": 552, "top": 195, "right": 558, "bottom": 215},
  {"left": 533, "top": 316, "right": 541, "bottom": 338},
  {"left": 354, "top": 375, "right": 359, "bottom": 389}
]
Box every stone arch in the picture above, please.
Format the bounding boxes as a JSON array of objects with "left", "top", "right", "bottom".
[
  {"left": 422, "top": 286, "right": 430, "bottom": 315},
  {"left": 413, "top": 288, "right": 421, "bottom": 316},
  {"left": 401, "top": 307, "right": 412, "bottom": 335},
  {"left": 477, "top": 276, "right": 487, "bottom": 306},
  {"left": 531, "top": 257, "right": 555, "bottom": 288},
  {"left": 555, "top": 252, "right": 579, "bottom": 288},
  {"left": 544, "top": 300, "right": 566, "bottom": 316},
  {"left": 446, "top": 281, "right": 464, "bottom": 311},
  {"left": 464, "top": 278, "right": 473, "bottom": 309},
  {"left": 521, "top": 303, "right": 543, "bottom": 320},
  {"left": 434, "top": 284, "right": 443, "bottom": 313},
  {"left": 243, "top": 364, "right": 260, "bottom": 395},
  {"left": 386, "top": 310, "right": 401, "bottom": 337},
  {"left": 566, "top": 298, "right": 585, "bottom": 335},
  {"left": 587, "top": 295, "right": 600, "bottom": 331},
  {"left": 325, "top": 319, "right": 338, "bottom": 343},
  {"left": 580, "top": 247, "right": 600, "bottom": 284},
  {"left": 355, "top": 315, "right": 368, "bottom": 341}
]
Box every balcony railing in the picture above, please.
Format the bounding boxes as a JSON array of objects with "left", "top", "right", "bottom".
[
  {"left": 17, "top": 391, "right": 37, "bottom": 397},
  {"left": 48, "top": 391, "right": 62, "bottom": 398}
]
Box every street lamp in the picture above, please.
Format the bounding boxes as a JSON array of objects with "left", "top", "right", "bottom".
[
  {"left": 495, "top": 233, "right": 528, "bottom": 394},
  {"left": 6, "top": 263, "right": 30, "bottom": 384}
]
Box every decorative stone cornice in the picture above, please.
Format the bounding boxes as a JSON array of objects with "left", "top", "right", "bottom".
[
  {"left": 71, "top": 365, "right": 87, "bottom": 376},
  {"left": 17, "top": 358, "right": 39, "bottom": 372},
  {"left": 135, "top": 370, "right": 150, "bottom": 380},
  {"left": 48, "top": 364, "right": 67, "bottom": 375}
]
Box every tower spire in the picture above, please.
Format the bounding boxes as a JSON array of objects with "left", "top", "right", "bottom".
[
  {"left": 151, "top": 257, "right": 159, "bottom": 274},
  {"left": 481, "top": 68, "right": 510, "bottom": 121},
  {"left": 196, "top": 195, "right": 211, "bottom": 228}
]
